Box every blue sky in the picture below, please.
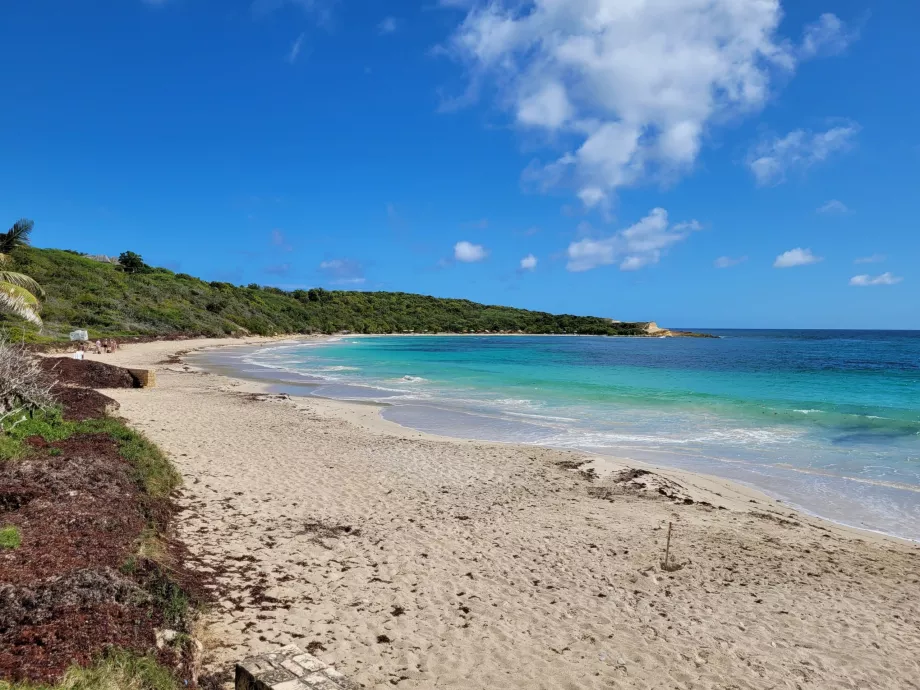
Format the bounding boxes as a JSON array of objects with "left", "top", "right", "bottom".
[{"left": 1, "top": 0, "right": 917, "bottom": 329}]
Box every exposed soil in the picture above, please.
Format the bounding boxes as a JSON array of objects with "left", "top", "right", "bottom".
[{"left": 0, "top": 373, "right": 207, "bottom": 684}]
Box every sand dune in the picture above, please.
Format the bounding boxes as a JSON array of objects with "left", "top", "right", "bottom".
[{"left": 95, "top": 339, "right": 920, "bottom": 689}]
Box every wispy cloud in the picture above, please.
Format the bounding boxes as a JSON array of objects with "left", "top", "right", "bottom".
[
  {"left": 519, "top": 254, "right": 537, "bottom": 271},
  {"left": 318, "top": 258, "right": 366, "bottom": 285},
  {"left": 264, "top": 263, "right": 292, "bottom": 276},
  {"left": 850, "top": 272, "right": 902, "bottom": 287},
  {"left": 817, "top": 199, "right": 850, "bottom": 215},
  {"left": 747, "top": 124, "right": 860, "bottom": 186},
  {"left": 854, "top": 254, "right": 886, "bottom": 264},
  {"left": 774, "top": 248, "right": 822, "bottom": 268},
  {"left": 800, "top": 13, "right": 860, "bottom": 59},
  {"left": 287, "top": 32, "right": 306, "bottom": 63},
  {"left": 714, "top": 256, "right": 748, "bottom": 269},
  {"left": 441, "top": 1, "right": 855, "bottom": 209},
  {"left": 377, "top": 16, "right": 398, "bottom": 35},
  {"left": 454, "top": 241, "right": 487, "bottom": 263},
  {"left": 271, "top": 229, "right": 293, "bottom": 252},
  {"left": 566, "top": 208, "right": 699, "bottom": 272}
]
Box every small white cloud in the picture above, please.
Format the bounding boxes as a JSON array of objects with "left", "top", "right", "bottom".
[
  {"left": 854, "top": 254, "right": 886, "bottom": 264},
  {"left": 747, "top": 125, "right": 860, "bottom": 186},
  {"left": 454, "top": 241, "right": 487, "bottom": 262},
  {"left": 566, "top": 208, "right": 698, "bottom": 273},
  {"left": 714, "top": 256, "right": 748, "bottom": 269},
  {"left": 850, "top": 272, "right": 902, "bottom": 287},
  {"left": 520, "top": 254, "right": 537, "bottom": 271},
  {"left": 774, "top": 248, "right": 822, "bottom": 268},
  {"left": 287, "top": 32, "right": 306, "bottom": 63},
  {"left": 800, "top": 14, "right": 858, "bottom": 59},
  {"left": 319, "top": 258, "right": 366, "bottom": 285},
  {"left": 378, "top": 16, "right": 398, "bottom": 35},
  {"left": 817, "top": 199, "right": 850, "bottom": 214}
]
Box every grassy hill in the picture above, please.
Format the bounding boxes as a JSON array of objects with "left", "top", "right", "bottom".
[{"left": 4, "top": 247, "right": 654, "bottom": 341}]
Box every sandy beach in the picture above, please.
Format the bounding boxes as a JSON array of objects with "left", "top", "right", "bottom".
[{"left": 90, "top": 338, "right": 920, "bottom": 689}]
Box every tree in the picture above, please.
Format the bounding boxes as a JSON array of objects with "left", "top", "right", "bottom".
[
  {"left": 118, "top": 251, "right": 148, "bottom": 274},
  {"left": 0, "top": 219, "right": 43, "bottom": 326}
]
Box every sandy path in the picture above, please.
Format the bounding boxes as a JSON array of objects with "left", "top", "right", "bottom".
[{"left": 92, "top": 339, "right": 920, "bottom": 690}]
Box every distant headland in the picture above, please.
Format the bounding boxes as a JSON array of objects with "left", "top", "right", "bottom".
[{"left": 3, "top": 247, "right": 712, "bottom": 342}]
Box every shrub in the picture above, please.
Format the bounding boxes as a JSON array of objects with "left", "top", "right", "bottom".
[
  {"left": 118, "top": 251, "right": 148, "bottom": 275},
  {"left": 0, "top": 337, "right": 55, "bottom": 416}
]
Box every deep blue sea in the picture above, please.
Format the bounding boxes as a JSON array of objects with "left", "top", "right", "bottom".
[{"left": 197, "top": 331, "right": 920, "bottom": 540}]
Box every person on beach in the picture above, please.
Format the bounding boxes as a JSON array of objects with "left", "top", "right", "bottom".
[{"left": 94, "top": 340, "right": 103, "bottom": 354}]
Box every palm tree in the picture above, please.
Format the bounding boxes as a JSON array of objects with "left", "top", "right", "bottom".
[{"left": 0, "top": 219, "right": 44, "bottom": 326}]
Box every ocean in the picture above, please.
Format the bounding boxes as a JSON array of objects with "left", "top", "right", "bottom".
[{"left": 195, "top": 331, "right": 920, "bottom": 541}]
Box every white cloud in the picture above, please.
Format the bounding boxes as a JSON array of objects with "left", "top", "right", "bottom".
[
  {"left": 454, "top": 241, "right": 487, "bottom": 262},
  {"left": 800, "top": 13, "right": 858, "bottom": 59},
  {"left": 850, "top": 272, "right": 902, "bottom": 287},
  {"left": 319, "top": 259, "right": 366, "bottom": 285},
  {"left": 445, "top": 1, "right": 854, "bottom": 207},
  {"left": 747, "top": 124, "right": 859, "bottom": 186},
  {"left": 714, "top": 256, "right": 747, "bottom": 269},
  {"left": 378, "top": 17, "right": 398, "bottom": 35},
  {"left": 287, "top": 32, "right": 305, "bottom": 63},
  {"left": 566, "top": 208, "right": 698, "bottom": 272},
  {"left": 773, "top": 248, "right": 822, "bottom": 268},
  {"left": 854, "top": 254, "right": 885, "bottom": 264},
  {"left": 817, "top": 199, "right": 849, "bottom": 214},
  {"left": 520, "top": 254, "right": 537, "bottom": 271}
]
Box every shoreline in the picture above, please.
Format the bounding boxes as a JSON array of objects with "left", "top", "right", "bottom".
[
  {"left": 193, "top": 336, "right": 920, "bottom": 546},
  {"left": 89, "top": 338, "right": 920, "bottom": 688}
]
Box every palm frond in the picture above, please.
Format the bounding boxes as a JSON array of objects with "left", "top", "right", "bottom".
[
  {"left": 0, "top": 284, "right": 42, "bottom": 326},
  {"left": 0, "top": 282, "right": 41, "bottom": 309},
  {"left": 0, "top": 271, "right": 45, "bottom": 298},
  {"left": 0, "top": 218, "right": 34, "bottom": 254}
]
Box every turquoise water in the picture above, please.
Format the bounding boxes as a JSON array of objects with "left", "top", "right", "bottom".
[{"left": 201, "top": 332, "right": 920, "bottom": 540}]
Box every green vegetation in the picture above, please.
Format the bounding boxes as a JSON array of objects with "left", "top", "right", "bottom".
[
  {"left": 117, "top": 251, "right": 149, "bottom": 275},
  {"left": 0, "top": 649, "right": 179, "bottom": 690},
  {"left": 0, "top": 525, "right": 21, "bottom": 549},
  {"left": 0, "top": 221, "right": 44, "bottom": 326},
  {"left": 0, "top": 410, "right": 180, "bottom": 498},
  {"left": 6, "top": 246, "right": 652, "bottom": 340}
]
